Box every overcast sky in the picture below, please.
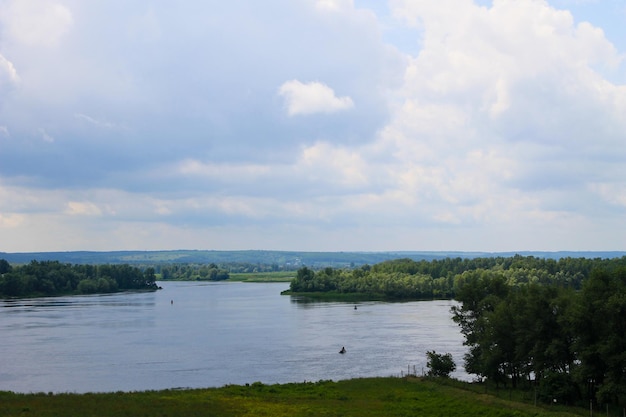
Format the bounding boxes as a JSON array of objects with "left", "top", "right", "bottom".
[{"left": 1, "top": 0, "right": 625, "bottom": 253}]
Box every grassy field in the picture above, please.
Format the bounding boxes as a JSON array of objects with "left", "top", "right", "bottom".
[
  {"left": 0, "top": 377, "right": 589, "bottom": 417},
  {"left": 228, "top": 271, "right": 296, "bottom": 282}
]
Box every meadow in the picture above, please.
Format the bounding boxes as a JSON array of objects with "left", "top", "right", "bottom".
[
  {"left": 0, "top": 377, "right": 589, "bottom": 417},
  {"left": 228, "top": 271, "right": 296, "bottom": 282}
]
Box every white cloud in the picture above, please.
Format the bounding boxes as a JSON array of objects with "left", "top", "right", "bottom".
[
  {"left": 0, "top": 0, "right": 73, "bottom": 47},
  {"left": 0, "top": 212, "right": 24, "bottom": 228},
  {"left": 387, "top": 0, "right": 626, "bottom": 168},
  {"left": 0, "top": 54, "right": 19, "bottom": 85},
  {"left": 174, "top": 141, "right": 371, "bottom": 194},
  {"left": 65, "top": 201, "right": 102, "bottom": 216},
  {"left": 298, "top": 141, "right": 368, "bottom": 187},
  {"left": 278, "top": 80, "right": 355, "bottom": 116},
  {"left": 74, "top": 113, "right": 116, "bottom": 129},
  {"left": 589, "top": 182, "right": 626, "bottom": 209},
  {"left": 38, "top": 128, "right": 54, "bottom": 143},
  {"left": 315, "top": 0, "right": 354, "bottom": 12}
]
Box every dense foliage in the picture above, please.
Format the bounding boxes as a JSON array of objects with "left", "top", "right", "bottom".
[
  {"left": 451, "top": 265, "right": 626, "bottom": 408},
  {"left": 157, "top": 263, "right": 230, "bottom": 281},
  {"left": 288, "top": 264, "right": 449, "bottom": 299},
  {"left": 426, "top": 351, "right": 457, "bottom": 378},
  {"left": 288, "top": 255, "right": 626, "bottom": 299},
  {"left": 0, "top": 260, "right": 158, "bottom": 297}
]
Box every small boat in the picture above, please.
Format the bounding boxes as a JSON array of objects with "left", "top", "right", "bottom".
[{"left": 339, "top": 347, "right": 346, "bottom": 354}]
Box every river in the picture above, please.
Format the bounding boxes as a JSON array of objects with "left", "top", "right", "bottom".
[{"left": 0, "top": 281, "right": 469, "bottom": 393}]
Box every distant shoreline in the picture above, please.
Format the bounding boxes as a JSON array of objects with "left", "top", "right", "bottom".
[{"left": 2, "top": 249, "right": 624, "bottom": 267}]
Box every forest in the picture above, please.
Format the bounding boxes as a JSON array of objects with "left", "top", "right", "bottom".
[
  {"left": 288, "top": 255, "right": 626, "bottom": 408},
  {"left": 157, "top": 263, "right": 230, "bottom": 281},
  {"left": 0, "top": 259, "right": 158, "bottom": 297},
  {"left": 286, "top": 255, "right": 626, "bottom": 299}
]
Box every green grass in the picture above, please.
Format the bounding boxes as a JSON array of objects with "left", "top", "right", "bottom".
[
  {"left": 228, "top": 271, "right": 296, "bottom": 282},
  {"left": 0, "top": 377, "right": 589, "bottom": 417}
]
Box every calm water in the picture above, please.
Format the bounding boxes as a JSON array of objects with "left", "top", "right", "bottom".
[{"left": 0, "top": 282, "right": 468, "bottom": 393}]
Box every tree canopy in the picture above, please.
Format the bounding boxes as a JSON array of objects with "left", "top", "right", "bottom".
[
  {"left": 287, "top": 255, "right": 626, "bottom": 300},
  {"left": 451, "top": 265, "right": 626, "bottom": 408},
  {"left": 0, "top": 260, "right": 158, "bottom": 297}
]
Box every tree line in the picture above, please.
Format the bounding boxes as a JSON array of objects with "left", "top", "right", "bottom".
[
  {"left": 0, "top": 260, "right": 158, "bottom": 297},
  {"left": 288, "top": 255, "right": 626, "bottom": 299},
  {"left": 157, "top": 263, "right": 230, "bottom": 281}
]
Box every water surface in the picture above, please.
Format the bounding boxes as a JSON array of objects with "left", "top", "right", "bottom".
[{"left": 0, "top": 281, "right": 467, "bottom": 393}]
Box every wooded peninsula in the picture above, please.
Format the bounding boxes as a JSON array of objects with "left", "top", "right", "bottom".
[{"left": 0, "top": 259, "right": 158, "bottom": 296}]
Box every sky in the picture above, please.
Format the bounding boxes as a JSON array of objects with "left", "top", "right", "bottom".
[{"left": 0, "top": 0, "right": 625, "bottom": 253}]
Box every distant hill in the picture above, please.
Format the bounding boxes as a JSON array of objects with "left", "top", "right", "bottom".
[{"left": 1, "top": 250, "right": 624, "bottom": 267}]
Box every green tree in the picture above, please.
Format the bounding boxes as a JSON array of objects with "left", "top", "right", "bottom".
[
  {"left": 426, "top": 351, "right": 456, "bottom": 377},
  {"left": 572, "top": 267, "right": 626, "bottom": 406},
  {"left": 290, "top": 267, "right": 315, "bottom": 292},
  {"left": 0, "top": 259, "right": 11, "bottom": 274}
]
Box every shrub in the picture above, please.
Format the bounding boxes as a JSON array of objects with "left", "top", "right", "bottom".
[{"left": 426, "top": 351, "right": 456, "bottom": 378}]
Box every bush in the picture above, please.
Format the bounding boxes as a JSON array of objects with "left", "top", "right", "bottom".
[{"left": 426, "top": 351, "right": 456, "bottom": 378}]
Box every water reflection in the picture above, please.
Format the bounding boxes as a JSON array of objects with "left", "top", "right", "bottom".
[{"left": 1, "top": 292, "right": 156, "bottom": 311}]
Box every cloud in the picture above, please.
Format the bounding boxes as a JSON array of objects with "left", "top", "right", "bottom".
[
  {"left": 65, "top": 201, "right": 103, "bottom": 216},
  {"left": 0, "top": 213, "right": 23, "bottom": 228},
  {"left": 37, "top": 128, "right": 54, "bottom": 143},
  {"left": 0, "top": 0, "right": 625, "bottom": 252},
  {"left": 315, "top": 0, "right": 354, "bottom": 12},
  {"left": 290, "top": 0, "right": 626, "bottom": 247},
  {"left": 0, "top": 54, "right": 19, "bottom": 85},
  {"left": 0, "top": 0, "right": 73, "bottom": 47},
  {"left": 278, "top": 80, "right": 355, "bottom": 116},
  {"left": 74, "top": 113, "right": 116, "bottom": 129},
  {"left": 298, "top": 142, "right": 368, "bottom": 187},
  {"left": 589, "top": 182, "right": 626, "bottom": 209}
]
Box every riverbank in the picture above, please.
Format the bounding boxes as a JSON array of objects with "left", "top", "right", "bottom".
[
  {"left": 281, "top": 290, "right": 451, "bottom": 302},
  {"left": 281, "top": 289, "right": 389, "bottom": 301},
  {"left": 0, "top": 377, "right": 586, "bottom": 417}
]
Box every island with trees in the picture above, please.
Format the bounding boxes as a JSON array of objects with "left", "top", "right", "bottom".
[{"left": 283, "top": 255, "right": 626, "bottom": 299}]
